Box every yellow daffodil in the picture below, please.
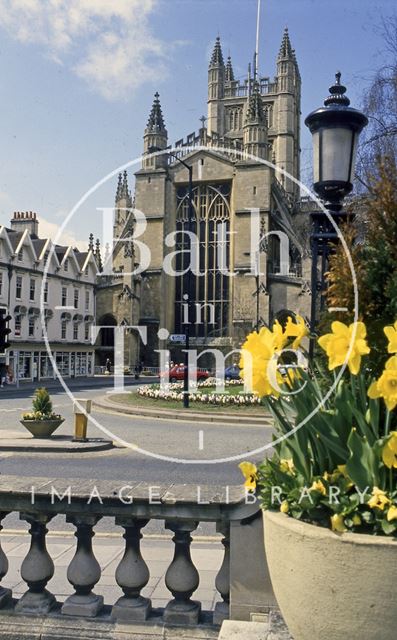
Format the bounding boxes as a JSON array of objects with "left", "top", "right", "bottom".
[
  {"left": 272, "top": 319, "right": 288, "bottom": 351},
  {"left": 284, "top": 314, "right": 309, "bottom": 349},
  {"left": 352, "top": 514, "right": 362, "bottom": 526},
  {"left": 368, "top": 356, "right": 397, "bottom": 411},
  {"left": 387, "top": 505, "right": 397, "bottom": 522},
  {"left": 331, "top": 513, "right": 347, "bottom": 533},
  {"left": 318, "top": 321, "right": 370, "bottom": 375},
  {"left": 323, "top": 468, "right": 342, "bottom": 484},
  {"left": 384, "top": 320, "right": 397, "bottom": 354},
  {"left": 337, "top": 464, "right": 349, "bottom": 478},
  {"left": 239, "top": 461, "right": 257, "bottom": 491},
  {"left": 367, "top": 487, "right": 391, "bottom": 511},
  {"left": 280, "top": 458, "right": 294, "bottom": 474},
  {"left": 381, "top": 432, "right": 397, "bottom": 469},
  {"left": 240, "top": 328, "right": 279, "bottom": 397},
  {"left": 310, "top": 479, "right": 327, "bottom": 496},
  {"left": 280, "top": 500, "right": 289, "bottom": 514}
]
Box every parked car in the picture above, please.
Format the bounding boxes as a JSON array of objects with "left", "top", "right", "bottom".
[
  {"left": 224, "top": 364, "right": 242, "bottom": 381},
  {"left": 161, "top": 365, "right": 209, "bottom": 383}
]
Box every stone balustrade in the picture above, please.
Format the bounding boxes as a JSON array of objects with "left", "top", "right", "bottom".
[{"left": 0, "top": 476, "right": 264, "bottom": 638}]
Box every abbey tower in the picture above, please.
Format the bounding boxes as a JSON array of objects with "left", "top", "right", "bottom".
[{"left": 95, "top": 29, "right": 311, "bottom": 368}]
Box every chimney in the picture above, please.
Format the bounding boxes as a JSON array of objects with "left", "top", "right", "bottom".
[{"left": 10, "top": 211, "right": 39, "bottom": 237}]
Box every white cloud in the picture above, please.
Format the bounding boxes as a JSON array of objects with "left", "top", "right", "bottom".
[
  {"left": 39, "top": 216, "right": 87, "bottom": 251},
  {"left": 0, "top": 0, "right": 169, "bottom": 100}
]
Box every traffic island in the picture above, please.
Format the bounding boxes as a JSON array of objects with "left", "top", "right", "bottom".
[
  {"left": 0, "top": 430, "right": 114, "bottom": 453},
  {"left": 93, "top": 395, "right": 273, "bottom": 427}
]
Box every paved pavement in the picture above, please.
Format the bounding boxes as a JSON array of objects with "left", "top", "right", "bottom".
[
  {"left": 1, "top": 530, "right": 222, "bottom": 612},
  {"left": 0, "top": 430, "right": 113, "bottom": 452}
]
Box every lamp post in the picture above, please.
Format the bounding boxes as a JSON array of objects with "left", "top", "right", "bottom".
[
  {"left": 148, "top": 146, "right": 193, "bottom": 408},
  {"left": 304, "top": 72, "right": 368, "bottom": 359}
]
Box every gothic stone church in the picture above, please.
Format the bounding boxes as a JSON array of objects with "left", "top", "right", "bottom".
[{"left": 95, "top": 30, "right": 312, "bottom": 368}]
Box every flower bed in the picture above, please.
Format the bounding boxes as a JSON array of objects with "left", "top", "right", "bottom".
[{"left": 137, "top": 378, "right": 262, "bottom": 406}]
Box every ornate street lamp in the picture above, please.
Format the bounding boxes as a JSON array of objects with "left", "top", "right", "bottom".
[
  {"left": 305, "top": 72, "right": 368, "bottom": 357},
  {"left": 306, "top": 71, "right": 368, "bottom": 206}
]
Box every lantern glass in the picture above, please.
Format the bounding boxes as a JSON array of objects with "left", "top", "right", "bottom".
[{"left": 313, "top": 127, "right": 357, "bottom": 185}]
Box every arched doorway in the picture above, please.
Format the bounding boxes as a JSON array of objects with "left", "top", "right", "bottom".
[{"left": 96, "top": 314, "right": 117, "bottom": 366}]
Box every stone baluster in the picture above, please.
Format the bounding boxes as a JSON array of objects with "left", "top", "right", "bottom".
[
  {"left": 111, "top": 517, "right": 151, "bottom": 622},
  {"left": 164, "top": 520, "right": 201, "bottom": 625},
  {"left": 15, "top": 513, "right": 56, "bottom": 614},
  {"left": 213, "top": 522, "right": 230, "bottom": 624},
  {"left": 0, "top": 512, "right": 12, "bottom": 608},
  {"left": 61, "top": 515, "right": 103, "bottom": 617}
]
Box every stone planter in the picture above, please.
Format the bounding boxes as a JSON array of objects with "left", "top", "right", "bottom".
[
  {"left": 263, "top": 510, "right": 397, "bottom": 640},
  {"left": 20, "top": 419, "right": 64, "bottom": 438}
]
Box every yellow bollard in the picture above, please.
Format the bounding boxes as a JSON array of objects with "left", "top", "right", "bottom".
[{"left": 73, "top": 399, "right": 92, "bottom": 442}]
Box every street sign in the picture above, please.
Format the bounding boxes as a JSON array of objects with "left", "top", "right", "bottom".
[{"left": 169, "top": 334, "right": 186, "bottom": 343}]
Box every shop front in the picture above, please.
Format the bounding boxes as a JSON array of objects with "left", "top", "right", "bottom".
[{"left": 7, "top": 348, "right": 95, "bottom": 382}]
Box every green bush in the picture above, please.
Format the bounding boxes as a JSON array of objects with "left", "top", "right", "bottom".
[{"left": 32, "top": 388, "right": 53, "bottom": 416}]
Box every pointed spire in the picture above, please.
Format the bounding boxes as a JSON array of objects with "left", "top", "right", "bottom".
[
  {"left": 245, "top": 82, "right": 265, "bottom": 124},
  {"left": 115, "top": 173, "right": 123, "bottom": 201},
  {"left": 94, "top": 238, "right": 102, "bottom": 272},
  {"left": 225, "top": 55, "right": 234, "bottom": 82},
  {"left": 210, "top": 36, "right": 224, "bottom": 67},
  {"left": 146, "top": 92, "right": 166, "bottom": 132},
  {"left": 88, "top": 233, "right": 94, "bottom": 252},
  {"left": 120, "top": 170, "right": 130, "bottom": 199},
  {"left": 278, "top": 27, "right": 293, "bottom": 59}
]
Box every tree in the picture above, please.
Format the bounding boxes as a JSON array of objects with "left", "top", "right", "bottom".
[
  {"left": 326, "top": 156, "right": 397, "bottom": 371},
  {"left": 356, "top": 14, "right": 397, "bottom": 190}
]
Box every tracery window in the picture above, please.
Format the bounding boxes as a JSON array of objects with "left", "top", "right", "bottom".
[{"left": 175, "top": 183, "right": 231, "bottom": 338}]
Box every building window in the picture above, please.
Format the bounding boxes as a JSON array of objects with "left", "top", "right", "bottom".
[
  {"left": 16, "top": 276, "right": 22, "bottom": 299},
  {"left": 73, "top": 323, "right": 78, "bottom": 340},
  {"left": 84, "top": 266, "right": 89, "bottom": 276},
  {"left": 28, "top": 317, "right": 35, "bottom": 337},
  {"left": 253, "top": 186, "right": 257, "bottom": 195},
  {"left": 17, "top": 248, "right": 23, "bottom": 261},
  {"left": 43, "top": 281, "right": 49, "bottom": 303},
  {"left": 85, "top": 290, "right": 89, "bottom": 310},
  {"left": 175, "top": 183, "right": 231, "bottom": 338},
  {"left": 84, "top": 323, "right": 90, "bottom": 341},
  {"left": 0, "top": 272, "right": 2, "bottom": 297},
  {"left": 15, "top": 315, "right": 21, "bottom": 336},
  {"left": 29, "top": 279, "right": 36, "bottom": 301},
  {"left": 64, "top": 258, "right": 68, "bottom": 272},
  {"left": 74, "top": 289, "right": 79, "bottom": 309},
  {"left": 61, "top": 321, "right": 67, "bottom": 340},
  {"left": 61, "top": 287, "right": 67, "bottom": 307}
]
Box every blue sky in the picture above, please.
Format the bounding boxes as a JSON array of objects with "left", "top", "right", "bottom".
[{"left": 0, "top": 0, "right": 393, "bottom": 248}]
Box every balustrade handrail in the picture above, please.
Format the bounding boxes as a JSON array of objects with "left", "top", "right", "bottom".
[
  {"left": 0, "top": 476, "right": 257, "bottom": 522},
  {"left": 0, "top": 475, "right": 260, "bottom": 631}
]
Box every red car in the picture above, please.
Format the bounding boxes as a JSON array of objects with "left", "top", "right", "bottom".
[{"left": 161, "top": 365, "right": 209, "bottom": 383}]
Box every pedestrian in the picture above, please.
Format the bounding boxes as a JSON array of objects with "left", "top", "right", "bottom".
[{"left": 105, "top": 358, "right": 111, "bottom": 374}]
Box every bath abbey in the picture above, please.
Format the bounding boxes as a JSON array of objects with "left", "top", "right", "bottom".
[{"left": 95, "top": 29, "right": 312, "bottom": 367}]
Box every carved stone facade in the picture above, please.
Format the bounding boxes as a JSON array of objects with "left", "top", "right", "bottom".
[{"left": 95, "top": 30, "right": 312, "bottom": 367}]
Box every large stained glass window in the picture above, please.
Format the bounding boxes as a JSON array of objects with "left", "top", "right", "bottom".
[{"left": 175, "top": 183, "right": 231, "bottom": 338}]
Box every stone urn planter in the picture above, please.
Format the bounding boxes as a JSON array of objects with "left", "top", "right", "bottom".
[
  {"left": 20, "top": 418, "right": 64, "bottom": 438},
  {"left": 263, "top": 510, "right": 397, "bottom": 640}
]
